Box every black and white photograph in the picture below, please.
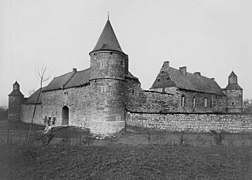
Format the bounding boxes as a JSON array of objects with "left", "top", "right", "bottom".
[{"left": 0, "top": 0, "right": 252, "bottom": 179}]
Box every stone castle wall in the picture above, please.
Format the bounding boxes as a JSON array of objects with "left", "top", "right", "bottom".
[
  {"left": 21, "top": 104, "right": 43, "bottom": 125},
  {"left": 125, "top": 79, "right": 179, "bottom": 113},
  {"left": 42, "top": 85, "right": 91, "bottom": 127},
  {"left": 126, "top": 111, "right": 252, "bottom": 133}
]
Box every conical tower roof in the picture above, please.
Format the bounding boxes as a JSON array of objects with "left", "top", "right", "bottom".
[{"left": 92, "top": 19, "right": 123, "bottom": 53}]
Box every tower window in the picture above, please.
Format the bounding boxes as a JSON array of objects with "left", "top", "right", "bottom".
[
  {"left": 193, "top": 97, "right": 196, "bottom": 108},
  {"left": 204, "top": 98, "right": 208, "bottom": 108},
  {"left": 99, "top": 61, "right": 106, "bottom": 69},
  {"left": 100, "top": 86, "right": 108, "bottom": 93},
  {"left": 121, "top": 61, "right": 124, "bottom": 66},
  {"left": 181, "top": 95, "right": 186, "bottom": 107}
]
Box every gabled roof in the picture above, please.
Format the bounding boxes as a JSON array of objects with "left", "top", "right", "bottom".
[
  {"left": 92, "top": 19, "right": 123, "bottom": 53},
  {"left": 43, "top": 67, "right": 138, "bottom": 92},
  {"left": 229, "top": 71, "right": 237, "bottom": 78},
  {"left": 43, "top": 69, "right": 90, "bottom": 92},
  {"left": 42, "top": 71, "right": 76, "bottom": 92},
  {"left": 150, "top": 66, "right": 224, "bottom": 95},
  {"left": 25, "top": 87, "right": 44, "bottom": 104},
  {"left": 64, "top": 68, "right": 90, "bottom": 88}
]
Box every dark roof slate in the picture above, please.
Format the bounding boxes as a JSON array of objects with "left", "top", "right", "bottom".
[
  {"left": 25, "top": 87, "right": 44, "bottom": 104},
  {"left": 64, "top": 68, "right": 90, "bottom": 88},
  {"left": 43, "top": 67, "right": 138, "bottom": 92},
  {"left": 151, "top": 67, "right": 224, "bottom": 95},
  {"left": 42, "top": 71, "right": 76, "bottom": 92},
  {"left": 224, "top": 83, "right": 243, "bottom": 90},
  {"left": 9, "top": 90, "right": 24, "bottom": 96},
  {"left": 92, "top": 20, "right": 123, "bottom": 53}
]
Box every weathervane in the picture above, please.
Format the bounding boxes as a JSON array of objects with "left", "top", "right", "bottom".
[{"left": 107, "top": 11, "right": 110, "bottom": 20}]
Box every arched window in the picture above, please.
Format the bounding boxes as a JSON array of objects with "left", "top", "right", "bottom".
[
  {"left": 204, "top": 98, "right": 208, "bottom": 108},
  {"left": 181, "top": 95, "right": 186, "bottom": 107},
  {"left": 193, "top": 97, "right": 196, "bottom": 108}
]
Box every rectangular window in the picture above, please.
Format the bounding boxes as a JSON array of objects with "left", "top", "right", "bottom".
[
  {"left": 204, "top": 98, "right": 208, "bottom": 108},
  {"left": 181, "top": 96, "right": 185, "bottom": 107},
  {"left": 100, "top": 86, "right": 108, "bottom": 93},
  {"left": 99, "top": 61, "right": 106, "bottom": 69},
  {"left": 193, "top": 97, "right": 196, "bottom": 108}
]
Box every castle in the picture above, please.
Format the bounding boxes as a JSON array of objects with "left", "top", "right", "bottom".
[{"left": 8, "top": 19, "right": 243, "bottom": 136}]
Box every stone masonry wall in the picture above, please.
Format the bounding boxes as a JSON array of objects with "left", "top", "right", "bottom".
[
  {"left": 126, "top": 112, "right": 252, "bottom": 133},
  {"left": 21, "top": 104, "right": 43, "bottom": 125},
  {"left": 42, "top": 85, "right": 91, "bottom": 127},
  {"left": 226, "top": 89, "right": 243, "bottom": 113},
  {"left": 125, "top": 79, "right": 179, "bottom": 113}
]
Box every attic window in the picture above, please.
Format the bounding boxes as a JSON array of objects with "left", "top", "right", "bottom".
[
  {"left": 157, "top": 78, "right": 160, "bottom": 82},
  {"left": 161, "top": 70, "right": 164, "bottom": 73},
  {"left": 167, "top": 77, "right": 170, "bottom": 81}
]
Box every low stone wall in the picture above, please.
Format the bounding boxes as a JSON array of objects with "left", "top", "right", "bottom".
[
  {"left": 126, "top": 112, "right": 252, "bottom": 133},
  {"left": 21, "top": 104, "right": 43, "bottom": 125}
]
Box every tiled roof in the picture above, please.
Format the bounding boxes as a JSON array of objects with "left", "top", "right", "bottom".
[
  {"left": 9, "top": 90, "right": 24, "bottom": 96},
  {"left": 224, "top": 84, "right": 243, "bottom": 90},
  {"left": 25, "top": 87, "right": 44, "bottom": 104},
  {"left": 43, "top": 67, "right": 138, "bottom": 92},
  {"left": 64, "top": 68, "right": 90, "bottom": 88},
  {"left": 150, "top": 67, "right": 224, "bottom": 95},
  {"left": 42, "top": 71, "right": 76, "bottom": 92},
  {"left": 92, "top": 20, "right": 123, "bottom": 53}
]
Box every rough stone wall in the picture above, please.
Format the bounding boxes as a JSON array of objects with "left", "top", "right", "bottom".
[
  {"left": 225, "top": 89, "right": 243, "bottom": 113},
  {"left": 177, "top": 90, "right": 226, "bottom": 113},
  {"left": 126, "top": 112, "right": 252, "bottom": 133},
  {"left": 8, "top": 95, "right": 24, "bottom": 121},
  {"left": 88, "top": 51, "right": 127, "bottom": 135},
  {"left": 21, "top": 104, "right": 43, "bottom": 125},
  {"left": 125, "top": 79, "right": 179, "bottom": 113},
  {"left": 42, "top": 85, "right": 91, "bottom": 127}
]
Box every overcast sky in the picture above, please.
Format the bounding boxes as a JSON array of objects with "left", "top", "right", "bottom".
[{"left": 0, "top": 0, "right": 252, "bottom": 106}]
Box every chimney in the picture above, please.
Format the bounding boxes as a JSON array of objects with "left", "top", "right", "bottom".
[
  {"left": 194, "top": 72, "right": 201, "bottom": 76},
  {"left": 73, "top": 68, "right": 77, "bottom": 72},
  {"left": 161, "top": 61, "right": 170, "bottom": 72},
  {"left": 179, "top": 66, "right": 187, "bottom": 75}
]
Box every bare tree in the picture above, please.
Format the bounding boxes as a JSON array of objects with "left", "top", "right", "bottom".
[{"left": 27, "top": 66, "right": 50, "bottom": 148}]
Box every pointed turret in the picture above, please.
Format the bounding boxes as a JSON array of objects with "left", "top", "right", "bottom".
[
  {"left": 224, "top": 71, "right": 243, "bottom": 113},
  {"left": 8, "top": 81, "right": 24, "bottom": 121},
  {"left": 92, "top": 19, "right": 123, "bottom": 53}
]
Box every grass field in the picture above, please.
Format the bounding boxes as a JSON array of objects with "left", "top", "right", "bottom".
[
  {"left": 0, "top": 121, "right": 252, "bottom": 179},
  {"left": 0, "top": 144, "right": 252, "bottom": 179}
]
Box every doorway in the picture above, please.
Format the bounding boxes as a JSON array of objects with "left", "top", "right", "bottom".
[{"left": 62, "top": 106, "right": 69, "bottom": 125}]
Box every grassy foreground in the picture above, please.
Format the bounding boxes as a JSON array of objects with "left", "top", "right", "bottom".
[{"left": 0, "top": 144, "right": 251, "bottom": 180}]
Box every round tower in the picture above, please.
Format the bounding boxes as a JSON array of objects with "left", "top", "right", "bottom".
[
  {"left": 8, "top": 81, "right": 24, "bottom": 121},
  {"left": 88, "top": 19, "right": 128, "bottom": 136},
  {"left": 225, "top": 71, "right": 243, "bottom": 113}
]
